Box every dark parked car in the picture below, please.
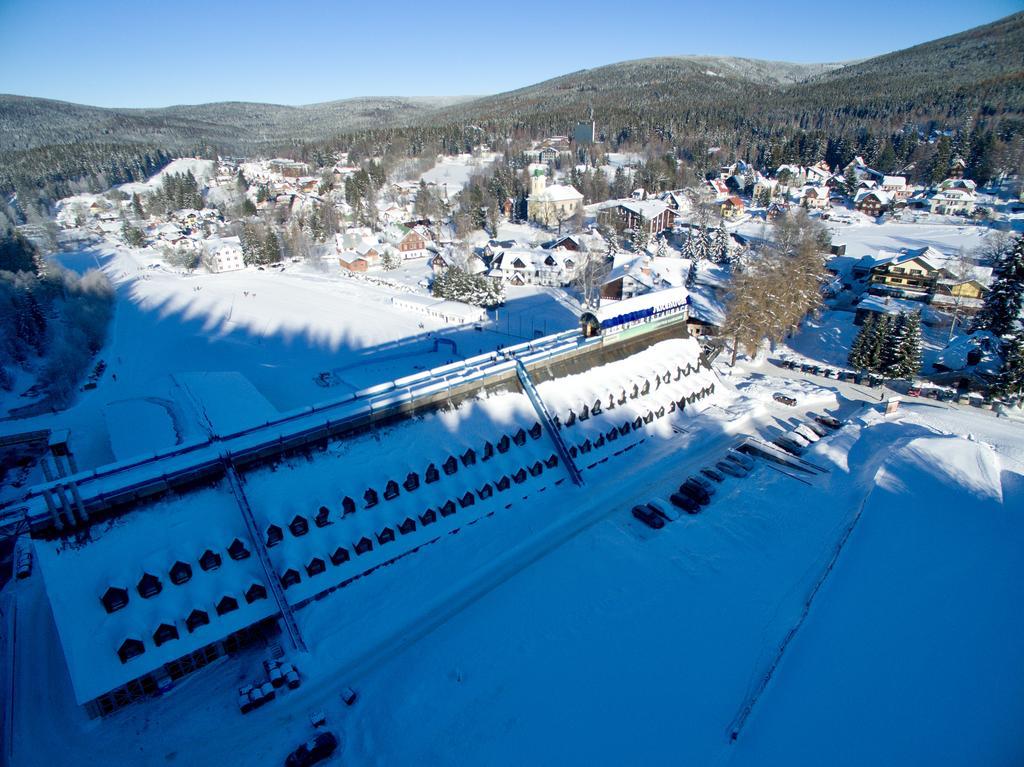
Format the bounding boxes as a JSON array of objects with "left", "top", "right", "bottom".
[
  {"left": 690, "top": 475, "right": 716, "bottom": 495},
  {"left": 717, "top": 459, "right": 748, "bottom": 478},
  {"left": 679, "top": 479, "right": 710, "bottom": 505},
  {"left": 727, "top": 452, "right": 755, "bottom": 471},
  {"left": 632, "top": 504, "right": 665, "bottom": 529},
  {"left": 773, "top": 392, "right": 797, "bottom": 407},
  {"left": 669, "top": 492, "right": 700, "bottom": 514},
  {"left": 285, "top": 732, "right": 338, "bottom": 767},
  {"left": 814, "top": 414, "right": 842, "bottom": 429},
  {"left": 701, "top": 467, "right": 725, "bottom": 483},
  {"left": 773, "top": 436, "right": 805, "bottom": 455}
]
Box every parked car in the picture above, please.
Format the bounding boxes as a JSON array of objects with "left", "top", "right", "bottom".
[
  {"left": 727, "top": 451, "right": 756, "bottom": 471},
  {"left": 936, "top": 390, "right": 955, "bottom": 402},
  {"left": 773, "top": 392, "right": 797, "bottom": 407},
  {"left": 701, "top": 467, "right": 725, "bottom": 483},
  {"left": 717, "top": 458, "right": 748, "bottom": 478},
  {"left": 822, "top": 368, "right": 835, "bottom": 378},
  {"left": 669, "top": 492, "right": 700, "bottom": 514},
  {"left": 679, "top": 479, "right": 710, "bottom": 505},
  {"left": 15, "top": 550, "right": 32, "bottom": 580},
  {"left": 647, "top": 500, "right": 678, "bottom": 522},
  {"left": 814, "top": 414, "right": 842, "bottom": 429},
  {"left": 907, "top": 386, "right": 922, "bottom": 397},
  {"left": 690, "top": 475, "right": 716, "bottom": 495},
  {"left": 793, "top": 424, "right": 820, "bottom": 443},
  {"left": 632, "top": 504, "right": 665, "bottom": 529},
  {"left": 773, "top": 436, "right": 805, "bottom": 455},
  {"left": 803, "top": 421, "right": 828, "bottom": 438},
  {"left": 285, "top": 732, "right": 339, "bottom": 767}
]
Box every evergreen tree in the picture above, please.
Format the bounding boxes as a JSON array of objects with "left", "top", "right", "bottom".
[
  {"left": 655, "top": 235, "right": 667, "bottom": 259},
  {"left": 131, "top": 192, "right": 145, "bottom": 219},
  {"left": 975, "top": 236, "right": 1024, "bottom": 338},
  {"left": 848, "top": 314, "right": 876, "bottom": 370},
  {"left": 632, "top": 216, "right": 649, "bottom": 251},
  {"left": 712, "top": 222, "right": 729, "bottom": 263},
  {"left": 685, "top": 258, "right": 698, "bottom": 289},
  {"left": 866, "top": 313, "right": 892, "bottom": 373},
  {"left": 843, "top": 165, "right": 859, "bottom": 197},
  {"left": 381, "top": 249, "right": 401, "bottom": 270},
  {"left": 993, "top": 336, "right": 1024, "bottom": 401},
  {"left": 121, "top": 222, "right": 145, "bottom": 247},
  {"left": 929, "top": 136, "right": 952, "bottom": 185},
  {"left": 883, "top": 311, "right": 922, "bottom": 379}
]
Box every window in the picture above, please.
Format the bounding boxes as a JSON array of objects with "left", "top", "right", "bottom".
[
  {"left": 137, "top": 573, "right": 162, "bottom": 599},
  {"left": 288, "top": 515, "right": 309, "bottom": 537},
  {"left": 266, "top": 525, "right": 283, "bottom": 547},
  {"left": 153, "top": 623, "right": 179, "bottom": 647},
  {"left": 228, "top": 538, "right": 250, "bottom": 560},
  {"left": 216, "top": 595, "right": 239, "bottom": 615},
  {"left": 117, "top": 638, "right": 145, "bottom": 664},
  {"left": 186, "top": 609, "right": 210, "bottom": 633},
  {"left": 170, "top": 561, "right": 192, "bottom": 585},
  {"left": 200, "top": 550, "right": 222, "bottom": 572},
  {"left": 244, "top": 581, "right": 268, "bottom": 602},
  {"left": 102, "top": 587, "right": 130, "bottom": 614}
]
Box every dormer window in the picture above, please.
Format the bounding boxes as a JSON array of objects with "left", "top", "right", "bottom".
[
  {"left": 403, "top": 472, "right": 420, "bottom": 492},
  {"left": 186, "top": 609, "right": 209, "bottom": 633},
  {"left": 529, "top": 422, "right": 542, "bottom": 439},
  {"left": 364, "top": 488, "right": 378, "bottom": 508},
  {"left": 442, "top": 455, "right": 458, "bottom": 475},
  {"left": 341, "top": 496, "right": 356, "bottom": 516},
  {"left": 288, "top": 515, "right": 308, "bottom": 537},
  {"left": 306, "top": 557, "right": 326, "bottom": 576},
  {"left": 102, "top": 586, "right": 129, "bottom": 614},
  {"left": 529, "top": 461, "right": 543, "bottom": 477},
  {"left": 482, "top": 441, "right": 494, "bottom": 461},
  {"left": 199, "top": 550, "right": 222, "bottom": 572},
  {"left": 216, "top": 595, "right": 239, "bottom": 615},
  {"left": 170, "top": 561, "right": 192, "bottom": 585},
  {"left": 458, "top": 491, "right": 475, "bottom": 508},
  {"left": 117, "top": 638, "right": 144, "bottom": 664},
  {"left": 228, "top": 538, "right": 250, "bottom": 560},
  {"left": 137, "top": 573, "right": 162, "bottom": 599},
  {"left": 425, "top": 464, "right": 440, "bottom": 483},
  {"left": 440, "top": 500, "right": 456, "bottom": 517},
  {"left": 398, "top": 517, "right": 416, "bottom": 535},
  {"left": 384, "top": 480, "right": 400, "bottom": 501},
  {"left": 314, "top": 506, "right": 331, "bottom": 528},
  {"left": 280, "top": 569, "right": 301, "bottom": 589},
  {"left": 461, "top": 448, "right": 476, "bottom": 467},
  {"left": 354, "top": 537, "right": 373, "bottom": 556},
  {"left": 419, "top": 508, "right": 437, "bottom": 526},
  {"left": 245, "top": 583, "right": 267, "bottom": 604},
  {"left": 153, "top": 623, "right": 179, "bottom": 647},
  {"left": 330, "top": 547, "right": 350, "bottom": 566},
  {"left": 376, "top": 527, "right": 395, "bottom": 545},
  {"left": 266, "top": 525, "right": 283, "bottom": 547}
]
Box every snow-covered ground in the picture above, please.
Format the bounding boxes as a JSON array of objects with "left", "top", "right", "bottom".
[
  {"left": 9, "top": 350, "right": 1022, "bottom": 766},
  {"left": 117, "top": 158, "right": 216, "bottom": 196}
]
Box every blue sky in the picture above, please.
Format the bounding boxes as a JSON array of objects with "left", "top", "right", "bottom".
[{"left": 0, "top": 0, "right": 1019, "bottom": 108}]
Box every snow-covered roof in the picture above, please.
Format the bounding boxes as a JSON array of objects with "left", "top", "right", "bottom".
[
  {"left": 856, "top": 294, "right": 923, "bottom": 316},
  {"left": 34, "top": 484, "right": 275, "bottom": 704},
  {"left": 534, "top": 184, "right": 583, "bottom": 203},
  {"left": 871, "top": 246, "right": 945, "bottom": 271}
]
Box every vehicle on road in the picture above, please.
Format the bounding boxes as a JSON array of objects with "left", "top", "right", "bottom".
[
  {"left": 669, "top": 492, "right": 701, "bottom": 514},
  {"left": 632, "top": 504, "right": 665, "bottom": 529},
  {"left": 285, "top": 732, "right": 339, "bottom": 767},
  {"left": 772, "top": 393, "right": 797, "bottom": 407}
]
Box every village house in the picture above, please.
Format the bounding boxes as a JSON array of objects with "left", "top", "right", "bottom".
[
  {"left": 599, "top": 255, "right": 667, "bottom": 301},
  {"left": 268, "top": 159, "right": 310, "bottom": 178},
  {"left": 597, "top": 199, "right": 676, "bottom": 236},
  {"left": 865, "top": 247, "right": 944, "bottom": 298},
  {"left": 854, "top": 294, "right": 924, "bottom": 325},
  {"left": 881, "top": 175, "right": 910, "bottom": 200},
  {"left": 384, "top": 224, "right": 429, "bottom": 260},
  {"left": 930, "top": 178, "right": 977, "bottom": 216},
  {"left": 929, "top": 271, "right": 990, "bottom": 315},
  {"left": 799, "top": 186, "right": 830, "bottom": 210},
  {"left": 203, "top": 237, "right": 244, "bottom": 274},
  {"left": 720, "top": 196, "right": 745, "bottom": 220},
  {"left": 487, "top": 247, "right": 576, "bottom": 287},
  {"left": 854, "top": 189, "right": 891, "bottom": 217}
]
